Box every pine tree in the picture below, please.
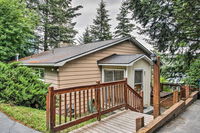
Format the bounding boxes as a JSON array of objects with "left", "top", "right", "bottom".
[
  {"left": 128, "top": 0, "right": 200, "bottom": 81},
  {"left": 82, "top": 27, "right": 93, "bottom": 44},
  {"left": 27, "top": 0, "right": 82, "bottom": 51},
  {"left": 90, "top": 0, "right": 112, "bottom": 41},
  {"left": 0, "top": 0, "right": 38, "bottom": 62},
  {"left": 115, "top": 1, "right": 135, "bottom": 38}
]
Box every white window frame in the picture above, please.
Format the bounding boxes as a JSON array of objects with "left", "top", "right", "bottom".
[
  {"left": 102, "top": 68, "right": 126, "bottom": 82},
  {"left": 133, "top": 68, "right": 144, "bottom": 88}
]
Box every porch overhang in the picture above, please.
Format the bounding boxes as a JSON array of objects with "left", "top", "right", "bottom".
[{"left": 98, "top": 54, "right": 153, "bottom": 66}]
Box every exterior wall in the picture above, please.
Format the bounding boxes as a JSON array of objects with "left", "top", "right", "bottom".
[
  {"left": 44, "top": 67, "right": 59, "bottom": 88},
  {"left": 127, "top": 59, "right": 152, "bottom": 107},
  {"left": 58, "top": 41, "right": 144, "bottom": 88}
]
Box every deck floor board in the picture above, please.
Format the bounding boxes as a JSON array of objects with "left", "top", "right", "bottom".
[{"left": 70, "top": 110, "right": 153, "bottom": 133}]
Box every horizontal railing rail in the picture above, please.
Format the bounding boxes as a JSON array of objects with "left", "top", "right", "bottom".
[{"left": 46, "top": 79, "right": 143, "bottom": 132}]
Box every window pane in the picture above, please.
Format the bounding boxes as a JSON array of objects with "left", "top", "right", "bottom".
[
  {"left": 104, "top": 70, "right": 113, "bottom": 82},
  {"left": 135, "top": 70, "right": 142, "bottom": 84},
  {"left": 114, "top": 70, "right": 124, "bottom": 81}
]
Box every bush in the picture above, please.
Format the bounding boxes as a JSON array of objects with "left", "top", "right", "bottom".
[
  {"left": 185, "top": 59, "right": 200, "bottom": 88},
  {"left": 0, "top": 62, "right": 49, "bottom": 109}
]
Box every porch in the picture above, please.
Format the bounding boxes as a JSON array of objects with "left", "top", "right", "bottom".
[{"left": 46, "top": 79, "right": 147, "bottom": 132}]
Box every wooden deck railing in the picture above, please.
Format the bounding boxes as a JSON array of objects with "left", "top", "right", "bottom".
[
  {"left": 160, "top": 83, "right": 197, "bottom": 100},
  {"left": 46, "top": 79, "right": 143, "bottom": 132}
]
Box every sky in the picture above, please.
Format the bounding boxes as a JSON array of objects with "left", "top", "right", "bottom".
[{"left": 72, "top": 0, "right": 152, "bottom": 50}]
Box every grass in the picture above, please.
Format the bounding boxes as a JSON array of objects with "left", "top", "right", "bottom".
[
  {"left": 0, "top": 103, "right": 106, "bottom": 133},
  {"left": 0, "top": 103, "right": 46, "bottom": 132}
]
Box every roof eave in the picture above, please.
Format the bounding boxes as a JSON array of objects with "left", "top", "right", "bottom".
[
  {"left": 98, "top": 55, "right": 153, "bottom": 66},
  {"left": 129, "top": 38, "right": 152, "bottom": 55},
  {"left": 21, "top": 63, "right": 56, "bottom": 67}
]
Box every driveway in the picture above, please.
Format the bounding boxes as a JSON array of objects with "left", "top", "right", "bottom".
[
  {"left": 157, "top": 100, "right": 200, "bottom": 133},
  {"left": 0, "top": 112, "right": 40, "bottom": 133}
]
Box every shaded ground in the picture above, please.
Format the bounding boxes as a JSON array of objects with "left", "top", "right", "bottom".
[
  {"left": 0, "top": 112, "right": 40, "bottom": 133},
  {"left": 157, "top": 100, "right": 200, "bottom": 133}
]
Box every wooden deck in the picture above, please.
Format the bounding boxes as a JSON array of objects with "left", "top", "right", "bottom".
[{"left": 70, "top": 110, "right": 153, "bottom": 133}]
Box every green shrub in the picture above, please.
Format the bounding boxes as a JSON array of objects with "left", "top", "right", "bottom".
[
  {"left": 185, "top": 59, "right": 200, "bottom": 88},
  {"left": 0, "top": 62, "right": 49, "bottom": 109}
]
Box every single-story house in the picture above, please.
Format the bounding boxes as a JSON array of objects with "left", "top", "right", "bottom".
[{"left": 20, "top": 37, "right": 153, "bottom": 107}]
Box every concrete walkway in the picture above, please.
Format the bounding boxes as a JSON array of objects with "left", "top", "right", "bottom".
[
  {"left": 0, "top": 112, "right": 40, "bottom": 133},
  {"left": 157, "top": 100, "right": 200, "bottom": 133}
]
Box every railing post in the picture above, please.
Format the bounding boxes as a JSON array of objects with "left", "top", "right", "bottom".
[
  {"left": 124, "top": 78, "right": 128, "bottom": 110},
  {"left": 180, "top": 86, "right": 185, "bottom": 99},
  {"left": 48, "top": 87, "right": 55, "bottom": 133},
  {"left": 153, "top": 56, "right": 161, "bottom": 118},
  {"left": 46, "top": 93, "right": 50, "bottom": 131},
  {"left": 185, "top": 85, "right": 190, "bottom": 99},
  {"left": 140, "top": 90, "right": 144, "bottom": 113},
  {"left": 173, "top": 90, "right": 179, "bottom": 104},
  {"left": 136, "top": 116, "right": 144, "bottom": 132},
  {"left": 96, "top": 81, "right": 101, "bottom": 121}
]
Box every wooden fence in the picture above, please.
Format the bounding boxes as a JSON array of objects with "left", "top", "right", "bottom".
[{"left": 46, "top": 79, "right": 143, "bottom": 132}]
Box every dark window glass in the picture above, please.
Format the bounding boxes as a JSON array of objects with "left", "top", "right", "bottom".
[
  {"left": 114, "top": 70, "right": 124, "bottom": 81},
  {"left": 104, "top": 69, "right": 124, "bottom": 82},
  {"left": 104, "top": 70, "right": 113, "bottom": 82},
  {"left": 135, "top": 70, "right": 143, "bottom": 84}
]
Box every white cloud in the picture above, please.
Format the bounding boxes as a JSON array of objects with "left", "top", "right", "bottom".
[{"left": 72, "top": 0, "right": 153, "bottom": 50}]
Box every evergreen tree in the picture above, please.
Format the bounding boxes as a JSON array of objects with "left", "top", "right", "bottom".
[
  {"left": 82, "top": 27, "right": 93, "bottom": 44},
  {"left": 0, "top": 0, "right": 38, "bottom": 62},
  {"left": 115, "top": 1, "right": 135, "bottom": 38},
  {"left": 27, "top": 0, "right": 82, "bottom": 51},
  {"left": 90, "top": 0, "right": 112, "bottom": 41},
  {"left": 128, "top": 0, "right": 200, "bottom": 80}
]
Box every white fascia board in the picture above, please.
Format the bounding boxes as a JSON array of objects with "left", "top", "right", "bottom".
[
  {"left": 129, "top": 55, "right": 153, "bottom": 66},
  {"left": 22, "top": 63, "right": 55, "bottom": 67},
  {"left": 98, "top": 64, "right": 130, "bottom": 66}
]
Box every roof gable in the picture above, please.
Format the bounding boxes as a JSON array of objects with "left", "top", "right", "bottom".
[
  {"left": 98, "top": 54, "right": 153, "bottom": 66},
  {"left": 20, "top": 37, "right": 152, "bottom": 66}
]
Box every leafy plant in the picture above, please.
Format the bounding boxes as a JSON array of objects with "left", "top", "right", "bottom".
[
  {"left": 0, "top": 62, "right": 49, "bottom": 109},
  {"left": 184, "top": 59, "right": 200, "bottom": 88}
]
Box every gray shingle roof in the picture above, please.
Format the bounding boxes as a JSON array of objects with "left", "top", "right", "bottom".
[
  {"left": 98, "top": 54, "right": 145, "bottom": 65},
  {"left": 20, "top": 37, "right": 152, "bottom": 66}
]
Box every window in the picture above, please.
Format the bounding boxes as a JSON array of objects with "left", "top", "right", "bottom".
[
  {"left": 134, "top": 69, "right": 143, "bottom": 91},
  {"left": 104, "top": 69, "right": 124, "bottom": 82},
  {"left": 134, "top": 70, "right": 143, "bottom": 84}
]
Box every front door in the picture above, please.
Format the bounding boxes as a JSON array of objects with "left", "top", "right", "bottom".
[{"left": 134, "top": 69, "right": 143, "bottom": 92}]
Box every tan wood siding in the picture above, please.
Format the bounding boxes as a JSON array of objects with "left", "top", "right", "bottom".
[
  {"left": 44, "top": 68, "right": 59, "bottom": 88},
  {"left": 57, "top": 41, "right": 144, "bottom": 88}
]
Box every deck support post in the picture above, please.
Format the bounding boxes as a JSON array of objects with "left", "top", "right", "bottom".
[
  {"left": 124, "top": 78, "right": 128, "bottom": 110},
  {"left": 48, "top": 87, "right": 55, "bottom": 133},
  {"left": 173, "top": 90, "right": 179, "bottom": 104},
  {"left": 153, "top": 56, "right": 161, "bottom": 118},
  {"left": 96, "top": 81, "right": 101, "bottom": 121},
  {"left": 136, "top": 116, "right": 144, "bottom": 131}
]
